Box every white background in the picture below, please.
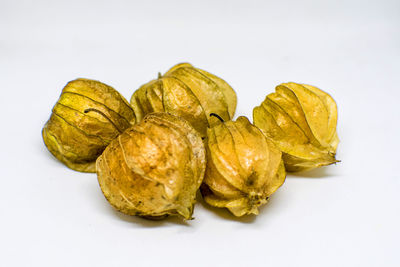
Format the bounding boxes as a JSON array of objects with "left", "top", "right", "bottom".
[{"left": 1, "top": 0, "right": 399, "bottom": 266}]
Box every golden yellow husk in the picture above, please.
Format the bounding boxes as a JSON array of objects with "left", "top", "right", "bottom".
[
  {"left": 96, "top": 113, "right": 206, "bottom": 220},
  {"left": 253, "top": 82, "right": 339, "bottom": 172},
  {"left": 201, "top": 116, "right": 286, "bottom": 217},
  {"left": 130, "top": 63, "right": 237, "bottom": 137},
  {"left": 42, "top": 78, "right": 136, "bottom": 172}
]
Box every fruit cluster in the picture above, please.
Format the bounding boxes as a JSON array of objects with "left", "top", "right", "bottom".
[{"left": 42, "top": 63, "right": 339, "bottom": 219}]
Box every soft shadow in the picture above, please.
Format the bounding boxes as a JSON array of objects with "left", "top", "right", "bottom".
[
  {"left": 197, "top": 192, "right": 257, "bottom": 223},
  {"left": 289, "top": 165, "right": 339, "bottom": 178},
  {"left": 112, "top": 208, "right": 191, "bottom": 227}
]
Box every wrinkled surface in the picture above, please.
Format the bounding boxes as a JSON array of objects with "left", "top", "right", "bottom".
[
  {"left": 253, "top": 82, "right": 339, "bottom": 172},
  {"left": 201, "top": 116, "right": 286, "bottom": 217},
  {"left": 42, "top": 78, "right": 136, "bottom": 172},
  {"left": 130, "top": 63, "right": 237, "bottom": 137},
  {"left": 96, "top": 113, "right": 206, "bottom": 220}
]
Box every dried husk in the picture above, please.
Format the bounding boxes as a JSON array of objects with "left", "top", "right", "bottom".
[
  {"left": 96, "top": 113, "right": 206, "bottom": 220},
  {"left": 130, "top": 63, "right": 237, "bottom": 137},
  {"left": 200, "top": 116, "right": 286, "bottom": 217},
  {"left": 42, "top": 78, "right": 135, "bottom": 173},
  {"left": 253, "top": 82, "right": 339, "bottom": 172}
]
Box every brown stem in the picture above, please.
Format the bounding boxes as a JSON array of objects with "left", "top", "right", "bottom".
[
  {"left": 210, "top": 113, "right": 224, "bottom": 123},
  {"left": 84, "top": 108, "right": 123, "bottom": 133}
]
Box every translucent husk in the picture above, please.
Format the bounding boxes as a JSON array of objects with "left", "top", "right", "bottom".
[
  {"left": 96, "top": 113, "right": 206, "bottom": 220},
  {"left": 253, "top": 82, "right": 339, "bottom": 172},
  {"left": 130, "top": 63, "right": 237, "bottom": 137},
  {"left": 200, "top": 116, "right": 286, "bottom": 217},
  {"left": 42, "top": 78, "right": 136, "bottom": 173}
]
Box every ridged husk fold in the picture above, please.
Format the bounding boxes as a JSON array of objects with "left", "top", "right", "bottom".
[
  {"left": 253, "top": 82, "right": 339, "bottom": 172},
  {"left": 130, "top": 63, "right": 237, "bottom": 137},
  {"left": 201, "top": 116, "right": 286, "bottom": 217},
  {"left": 96, "top": 113, "right": 206, "bottom": 220},
  {"left": 42, "top": 78, "right": 135, "bottom": 173}
]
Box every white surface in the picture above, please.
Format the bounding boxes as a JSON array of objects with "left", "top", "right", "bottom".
[{"left": 1, "top": 0, "right": 399, "bottom": 266}]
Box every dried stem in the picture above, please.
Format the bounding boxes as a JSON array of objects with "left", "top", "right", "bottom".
[{"left": 210, "top": 113, "right": 224, "bottom": 123}]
